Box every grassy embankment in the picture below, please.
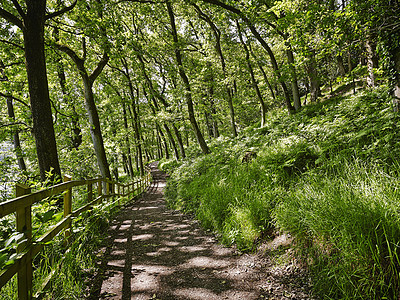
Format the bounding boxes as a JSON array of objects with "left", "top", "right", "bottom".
[{"left": 161, "top": 85, "right": 400, "bottom": 299}]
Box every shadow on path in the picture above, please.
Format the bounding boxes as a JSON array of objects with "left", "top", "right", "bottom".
[{"left": 88, "top": 163, "right": 264, "bottom": 300}]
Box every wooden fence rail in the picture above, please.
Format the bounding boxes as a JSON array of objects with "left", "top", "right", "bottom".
[{"left": 0, "top": 168, "right": 152, "bottom": 299}]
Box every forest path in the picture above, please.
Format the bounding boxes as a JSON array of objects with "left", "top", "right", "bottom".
[{"left": 88, "top": 163, "right": 313, "bottom": 300}]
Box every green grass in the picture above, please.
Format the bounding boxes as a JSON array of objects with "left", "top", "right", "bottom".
[{"left": 162, "top": 85, "right": 400, "bottom": 298}]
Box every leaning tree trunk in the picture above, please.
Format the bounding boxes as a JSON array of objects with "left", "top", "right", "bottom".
[
  {"left": 237, "top": 21, "right": 267, "bottom": 127},
  {"left": 163, "top": 123, "right": 180, "bottom": 160},
  {"left": 167, "top": 1, "right": 210, "bottom": 154},
  {"left": 82, "top": 76, "right": 111, "bottom": 180},
  {"left": 57, "top": 43, "right": 111, "bottom": 180},
  {"left": 172, "top": 123, "right": 186, "bottom": 158},
  {"left": 24, "top": 1, "right": 61, "bottom": 181}
]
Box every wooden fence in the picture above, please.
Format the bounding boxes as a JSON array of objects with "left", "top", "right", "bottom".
[{"left": 0, "top": 168, "right": 152, "bottom": 299}]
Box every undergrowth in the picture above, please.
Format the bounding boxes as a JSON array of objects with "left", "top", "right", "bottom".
[
  {"left": 161, "top": 85, "right": 400, "bottom": 299},
  {"left": 0, "top": 191, "right": 129, "bottom": 299}
]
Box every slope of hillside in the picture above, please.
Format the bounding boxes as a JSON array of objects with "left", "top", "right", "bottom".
[{"left": 161, "top": 86, "right": 400, "bottom": 299}]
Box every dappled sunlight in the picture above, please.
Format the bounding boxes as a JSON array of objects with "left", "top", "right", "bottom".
[
  {"left": 113, "top": 238, "right": 128, "bottom": 243},
  {"left": 157, "top": 182, "right": 166, "bottom": 188},
  {"left": 131, "top": 234, "right": 154, "bottom": 241},
  {"left": 108, "top": 259, "right": 126, "bottom": 268},
  {"left": 110, "top": 249, "right": 125, "bottom": 256},
  {"left": 137, "top": 206, "right": 159, "bottom": 211},
  {"left": 179, "top": 245, "right": 207, "bottom": 253},
  {"left": 173, "top": 288, "right": 222, "bottom": 299},
  {"left": 89, "top": 166, "right": 265, "bottom": 299},
  {"left": 182, "top": 256, "right": 230, "bottom": 269},
  {"left": 130, "top": 272, "right": 159, "bottom": 291},
  {"left": 162, "top": 240, "right": 180, "bottom": 246}
]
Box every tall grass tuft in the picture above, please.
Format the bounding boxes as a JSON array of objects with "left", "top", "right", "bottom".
[{"left": 274, "top": 159, "right": 400, "bottom": 299}]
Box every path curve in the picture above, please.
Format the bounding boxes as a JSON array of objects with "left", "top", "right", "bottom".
[{"left": 88, "top": 163, "right": 313, "bottom": 300}]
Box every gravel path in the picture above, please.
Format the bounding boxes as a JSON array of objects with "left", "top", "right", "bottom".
[{"left": 87, "top": 163, "right": 315, "bottom": 299}]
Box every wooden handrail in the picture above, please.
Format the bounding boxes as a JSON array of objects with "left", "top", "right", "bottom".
[
  {"left": 0, "top": 178, "right": 103, "bottom": 218},
  {"left": 0, "top": 168, "right": 152, "bottom": 299}
]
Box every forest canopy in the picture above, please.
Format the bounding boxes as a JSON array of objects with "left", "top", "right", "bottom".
[{"left": 0, "top": 0, "right": 399, "bottom": 185}]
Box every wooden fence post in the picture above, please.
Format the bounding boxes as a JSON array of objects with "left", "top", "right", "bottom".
[
  {"left": 88, "top": 182, "right": 93, "bottom": 203},
  {"left": 97, "top": 179, "right": 102, "bottom": 198},
  {"left": 16, "top": 184, "right": 32, "bottom": 300},
  {"left": 63, "top": 175, "right": 72, "bottom": 244},
  {"left": 117, "top": 184, "right": 121, "bottom": 205},
  {"left": 106, "top": 179, "right": 110, "bottom": 196}
]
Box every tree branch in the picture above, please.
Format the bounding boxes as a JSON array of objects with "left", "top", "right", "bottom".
[
  {"left": 55, "top": 43, "right": 85, "bottom": 70},
  {"left": 199, "top": 0, "right": 242, "bottom": 16},
  {"left": 117, "top": 0, "right": 161, "bottom": 4},
  {"left": 0, "top": 7, "right": 23, "bottom": 28},
  {"left": 45, "top": 0, "right": 77, "bottom": 20},
  {"left": 89, "top": 51, "right": 109, "bottom": 84},
  {"left": 11, "top": 0, "right": 26, "bottom": 19},
  {"left": 0, "top": 38, "right": 24, "bottom": 50},
  {"left": 0, "top": 122, "right": 31, "bottom": 130},
  {"left": 0, "top": 92, "right": 31, "bottom": 108}
]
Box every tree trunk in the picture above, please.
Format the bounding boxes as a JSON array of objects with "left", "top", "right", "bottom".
[
  {"left": 306, "top": 49, "right": 321, "bottom": 102},
  {"left": 54, "top": 27, "right": 82, "bottom": 149},
  {"left": 156, "top": 129, "right": 163, "bottom": 159},
  {"left": 172, "top": 123, "right": 186, "bottom": 158},
  {"left": 57, "top": 42, "right": 111, "bottom": 180},
  {"left": 200, "top": 0, "right": 294, "bottom": 114},
  {"left": 286, "top": 44, "right": 301, "bottom": 110},
  {"left": 82, "top": 76, "right": 111, "bottom": 180},
  {"left": 206, "top": 70, "right": 220, "bottom": 138},
  {"left": 164, "top": 123, "right": 180, "bottom": 160},
  {"left": 237, "top": 21, "right": 267, "bottom": 127},
  {"left": 138, "top": 53, "right": 186, "bottom": 158},
  {"left": 392, "top": 45, "right": 400, "bottom": 112},
  {"left": 128, "top": 103, "right": 144, "bottom": 176},
  {"left": 6, "top": 98, "right": 26, "bottom": 171},
  {"left": 347, "top": 49, "right": 353, "bottom": 72},
  {"left": 123, "top": 103, "right": 134, "bottom": 177},
  {"left": 365, "top": 37, "right": 379, "bottom": 87},
  {"left": 227, "top": 89, "right": 237, "bottom": 137},
  {"left": 157, "top": 124, "right": 170, "bottom": 159},
  {"left": 255, "top": 60, "right": 276, "bottom": 101},
  {"left": 337, "top": 54, "right": 346, "bottom": 76},
  {"left": 167, "top": 1, "right": 210, "bottom": 154},
  {"left": 205, "top": 112, "right": 213, "bottom": 138},
  {"left": 122, "top": 153, "right": 128, "bottom": 175},
  {"left": 23, "top": 1, "right": 61, "bottom": 181}
]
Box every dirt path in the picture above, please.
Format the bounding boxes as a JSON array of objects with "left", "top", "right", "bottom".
[{"left": 88, "top": 163, "right": 314, "bottom": 300}]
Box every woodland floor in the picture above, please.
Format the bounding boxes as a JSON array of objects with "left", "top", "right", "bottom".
[{"left": 87, "top": 163, "right": 315, "bottom": 300}]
